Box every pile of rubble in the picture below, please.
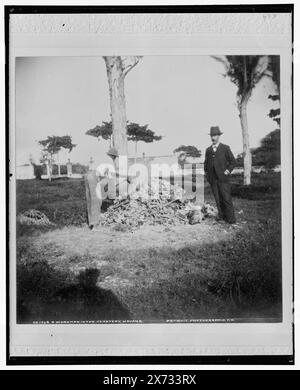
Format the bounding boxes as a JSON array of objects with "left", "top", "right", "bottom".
[
  {"left": 130, "top": 178, "right": 185, "bottom": 202},
  {"left": 186, "top": 202, "right": 218, "bottom": 225},
  {"left": 100, "top": 197, "right": 187, "bottom": 229},
  {"left": 99, "top": 179, "right": 217, "bottom": 230},
  {"left": 17, "top": 209, "right": 55, "bottom": 226}
]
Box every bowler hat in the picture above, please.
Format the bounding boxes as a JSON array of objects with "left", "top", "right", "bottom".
[
  {"left": 107, "top": 147, "right": 119, "bottom": 158},
  {"left": 209, "top": 126, "right": 223, "bottom": 136}
]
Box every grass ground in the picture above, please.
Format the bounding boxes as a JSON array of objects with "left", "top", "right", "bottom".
[{"left": 16, "top": 173, "right": 282, "bottom": 323}]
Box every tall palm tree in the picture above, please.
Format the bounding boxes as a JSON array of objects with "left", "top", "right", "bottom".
[{"left": 212, "top": 55, "right": 270, "bottom": 185}]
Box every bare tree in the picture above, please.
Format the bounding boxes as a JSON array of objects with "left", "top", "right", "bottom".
[
  {"left": 103, "top": 56, "right": 142, "bottom": 161},
  {"left": 212, "top": 55, "right": 270, "bottom": 185}
]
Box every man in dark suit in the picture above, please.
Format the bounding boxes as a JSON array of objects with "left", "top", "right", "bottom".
[{"left": 204, "top": 126, "right": 236, "bottom": 224}]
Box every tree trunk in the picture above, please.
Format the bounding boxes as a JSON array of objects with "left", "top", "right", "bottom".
[
  {"left": 239, "top": 97, "right": 252, "bottom": 185},
  {"left": 134, "top": 141, "right": 138, "bottom": 163},
  {"left": 104, "top": 57, "right": 128, "bottom": 158},
  {"left": 46, "top": 160, "right": 52, "bottom": 182},
  {"left": 57, "top": 152, "right": 61, "bottom": 177}
]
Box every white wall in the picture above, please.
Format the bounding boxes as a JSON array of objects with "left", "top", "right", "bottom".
[{"left": 16, "top": 164, "right": 35, "bottom": 180}]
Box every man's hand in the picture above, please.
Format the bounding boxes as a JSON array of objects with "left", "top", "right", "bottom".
[{"left": 224, "top": 169, "right": 230, "bottom": 176}]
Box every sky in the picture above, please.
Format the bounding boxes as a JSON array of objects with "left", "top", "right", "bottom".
[{"left": 15, "top": 55, "right": 279, "bottom": 166}]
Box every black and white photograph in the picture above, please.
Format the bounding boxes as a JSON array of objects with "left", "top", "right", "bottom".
[
  {"left": 15, "top": 54, "right": 283, "bottom": 324},
  {"left": 7, "top": 7, "right": 294, "bottom": 360}
]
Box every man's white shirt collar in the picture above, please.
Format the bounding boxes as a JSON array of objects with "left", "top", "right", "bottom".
[{"left": 212, "top": 142, "right": 220, "bottom": 150}]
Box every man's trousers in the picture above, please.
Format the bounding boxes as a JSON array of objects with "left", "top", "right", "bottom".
[{"left": 210, "top": 179, "right": 236, "bottom": 224}]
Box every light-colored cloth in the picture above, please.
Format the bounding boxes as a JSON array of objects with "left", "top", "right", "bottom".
[
  {"left": 212, "top": 142, "right": 220, "bottom": 153},
  {"left": 96, "top": 174, "right": 129, "bottom": 201},
  {"left": 85, "top": 170, "right": 102, "bottom": 227}
]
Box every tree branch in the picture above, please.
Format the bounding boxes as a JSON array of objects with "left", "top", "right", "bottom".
[
  {"left": 211, "top": 55, "right": 230, "bottom": 73},
  {"left": 122, "top": 56, "right": 142, "bottom": 77},
  {"left": 252, "top": 55, "right": 270, "bottom": 86}
]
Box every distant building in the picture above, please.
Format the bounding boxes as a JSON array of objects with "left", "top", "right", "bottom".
[
  {"left": 16, "top": 164, "right": 35, "bottom": 180},
  {"left": 67, "top": 159, "right": 72, "bottom": 177},
  {"left": 128, "top": 154, "right": 204, "bottom": 177},
  {"left": 40, "top": 161, "right": 85, "bottom": 179}
]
